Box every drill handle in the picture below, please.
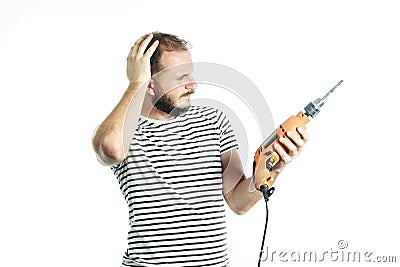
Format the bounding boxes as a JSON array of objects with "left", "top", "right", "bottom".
[
  {"left": 252, "top": 111, "right": 310, "bottom": 191},
  {"left": 252, "top": 149, "right": 280, "bottom": 190}
]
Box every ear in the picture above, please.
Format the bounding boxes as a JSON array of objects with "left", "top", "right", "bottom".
[{"left": 147, "top": 78, "right": 156, "bottom": 96}]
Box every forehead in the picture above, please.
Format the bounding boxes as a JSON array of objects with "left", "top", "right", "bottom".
[{"left": 160, "top": 50, "right": 193, "bottom": 70}]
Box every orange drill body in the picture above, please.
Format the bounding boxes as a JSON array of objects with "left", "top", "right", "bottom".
[{"left": 253, "top": 111, "right": 310, "bottom": 189}]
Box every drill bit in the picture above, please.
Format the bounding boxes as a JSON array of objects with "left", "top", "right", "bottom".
[{"left": 321, "top": 80, "right": 343, "bottom": 102}]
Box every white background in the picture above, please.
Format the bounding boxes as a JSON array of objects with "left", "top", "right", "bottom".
[{"left": 1, "top": 0, "right": 399, "bottom": 266}]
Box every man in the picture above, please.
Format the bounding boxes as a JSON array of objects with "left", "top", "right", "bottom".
[{"left": 92, "top": 32, "right": 308, "bottom": 266}]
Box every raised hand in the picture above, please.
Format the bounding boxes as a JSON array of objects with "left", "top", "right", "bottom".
[{"left": 126, "top": 33, "right": 159, "bottom": 85}]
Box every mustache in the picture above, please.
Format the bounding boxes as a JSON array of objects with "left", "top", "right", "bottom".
[{"left": 181, "top": 90, "right": 195, "bottom": 97}]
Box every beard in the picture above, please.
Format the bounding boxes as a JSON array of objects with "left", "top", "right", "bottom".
[{"left": 152, "top": 91, "right": 192, "bottom": 117}]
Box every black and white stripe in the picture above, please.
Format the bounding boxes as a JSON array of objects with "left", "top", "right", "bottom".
[{"left": 112, "top": 105, "right": 238, "bottom": 267}]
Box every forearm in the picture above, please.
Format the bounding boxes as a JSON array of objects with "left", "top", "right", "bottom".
[
  {"left": 92, "top": 82, "right": 145, "bottom": 165},
  {"left": 225, "top": 176, "right": 263, "bottom": 215},
  {"left": 224, "top": 167, "right": 283, "bottom": 215}
]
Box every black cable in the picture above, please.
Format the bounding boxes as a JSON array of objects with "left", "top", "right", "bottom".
[{"left": 257, "top": 185, "right": 275, "bottom": 267}]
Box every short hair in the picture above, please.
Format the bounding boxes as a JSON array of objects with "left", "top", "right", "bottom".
[{"left": 145, "top": 31, "right": 191, "bottom": 75}]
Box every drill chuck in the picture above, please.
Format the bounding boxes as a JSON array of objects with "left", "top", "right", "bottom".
[{"left": 304, "top": 98, "right": 323, "bottom": 118}]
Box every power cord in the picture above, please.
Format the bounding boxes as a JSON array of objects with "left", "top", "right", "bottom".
[{"left": 257, "top": 185, "right": 275, "bottom": 267}]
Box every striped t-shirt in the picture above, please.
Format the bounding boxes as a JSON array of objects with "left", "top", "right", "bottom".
[{"left": 111, "top": 105, "right": 239, "bottom": 267}]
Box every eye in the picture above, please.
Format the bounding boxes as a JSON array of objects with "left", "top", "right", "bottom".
[{"left": 177, "top": 74, "right": 188, "bottom": 80}]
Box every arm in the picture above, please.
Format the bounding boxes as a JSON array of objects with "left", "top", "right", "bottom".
[
  {"left": 223, "top": 127, "right": 309, "bottom": 215},
  {"left": 222, "top": 149, "right": 262, "bottom": 215},
  {"left": 92, "top": 34, "right": 159, "bottom": 166}
]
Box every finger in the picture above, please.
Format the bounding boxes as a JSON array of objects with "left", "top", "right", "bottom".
[
  {"left": 143, "top": 39, "right": 159, "bottom": 59},
  {"left": 279, "top": 136, "right": 298, "bottom": 155},
  {"left": 286, "top": 131, "right": 305, "bottom": 147},
  {"left": 130, "top": 34, "right": 148, "bottom": 55},
  {"left": 271, "top": 161, "right": 285, "bottom": 174},
  {"left": 136, "top": 34, "right": 155, "bottom": 57},
  {"left": 297, "top": 127, "right": 309, "bottom": 141},
  {"left": 274, "top": 143, "right": 292, "bottom": 163}
]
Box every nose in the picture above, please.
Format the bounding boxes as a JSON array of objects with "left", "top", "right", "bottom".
[{"left": 185, "top": 75, "right": 197, "bottom": 90}]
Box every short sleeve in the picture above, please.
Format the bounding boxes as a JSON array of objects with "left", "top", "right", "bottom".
[{"left": 215, "top": 109, "right": 239, "bottom": 154}]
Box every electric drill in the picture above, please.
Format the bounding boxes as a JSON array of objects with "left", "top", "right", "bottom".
[{"left": 252, "top": 80, "right": 343, "bottom": 192}]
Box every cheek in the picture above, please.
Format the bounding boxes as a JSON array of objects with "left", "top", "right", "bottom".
[
  {"left": 156, "top": 89, "right": 178, "bottom": 102},
  {"left": 154, "top": 75, "right": 176, "bottom": 91},
  {"left": 166, "top": 85, "right": 186, "bottom": 97},
  {"left": 157, "top": 82, "right": 182, "bottom": 97},
  {"left": 168, "top": 90, "right": 183, "bottom": 101}
]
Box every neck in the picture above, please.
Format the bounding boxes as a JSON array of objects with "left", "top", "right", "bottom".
[{"left": 148, "top": 108, "right": 176, "bottom": 121}]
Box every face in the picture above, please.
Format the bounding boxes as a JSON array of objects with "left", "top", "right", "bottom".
[{"left": 150, "top": 50, "right": 197, "bottom": 116}]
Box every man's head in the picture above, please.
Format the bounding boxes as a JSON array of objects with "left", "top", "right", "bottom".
[{"left": 145, "top": 32, "right": 197, "bottom": 117}]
